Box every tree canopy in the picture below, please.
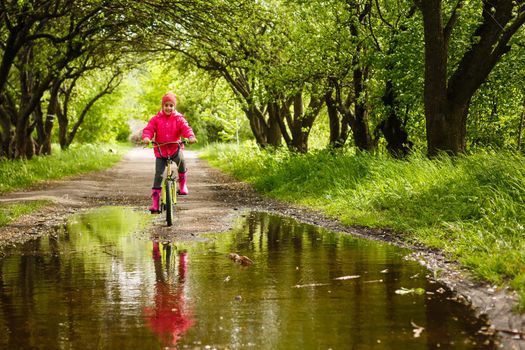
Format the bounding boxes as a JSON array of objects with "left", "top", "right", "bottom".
[{"left": 1, "top": 0, "right": 524, "bottom": 158}]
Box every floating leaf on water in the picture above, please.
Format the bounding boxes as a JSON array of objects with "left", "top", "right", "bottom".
[
  {"left": 334, "top": 275, "right": 360, "bottom": 280},
  {"left": 293, "top": 283, "right": 330, "bottom": 288},
  {"left": 228, "top": 252, "right": 254, "bottom": 266},
  {"left": 363, "top": 279, "right": 384, "bottom": 284},
  {"left": 380, "top": 269, "right": 389, "bottom": 273},
  {"left": 411, "top": 321, "right": 425, "bottom": 338},
  {"left": 395, "top": 287, "right": 426, "bottom": 295}
]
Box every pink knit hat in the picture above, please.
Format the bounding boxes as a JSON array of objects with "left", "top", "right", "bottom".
[{"left": 161, "top": 92, "right": 177, "bottom": 106}]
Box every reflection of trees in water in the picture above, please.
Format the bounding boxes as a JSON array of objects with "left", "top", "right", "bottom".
[
  {"left": 0, "top": 212, "right": 498, "bottom": 348},
  {"left": 143, "top": 242, "right": 193, "bottom": 349},
  {"left": 0, "top": 237, "right": 59, "bottom": 349},
  {"left": 193, "top": 212, "right": 496, "bottom": 348},
  {"left": 0, "top": 222, "right": 152, "bottom": 349},
  {"left": 66, "top": 207, "right": 143, "bottom": 260}
]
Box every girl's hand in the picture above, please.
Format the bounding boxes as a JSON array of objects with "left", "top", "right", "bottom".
[
  {"left": 142, "top": 138, "right": 151, "bottom": 145},
  {"left": 188, "top": 136, "right": 197, "bottom": 144}
]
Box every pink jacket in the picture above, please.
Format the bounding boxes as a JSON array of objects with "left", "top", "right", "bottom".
[{"left": 142, "top": 111, "right": 195, "bottom": 158}]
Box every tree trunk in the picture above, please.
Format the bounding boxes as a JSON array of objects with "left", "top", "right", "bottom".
[
  {"left": 275, "top": 93, "right": 321, "bottom": 153},
  {"left": 289, "top": 94, "right": 309, "bottom": 153},
  {"left": 246, "top": 107, "right": 269, "bottom": 148},
  {"left": 0, "top": 24, "right": 29, "bottom": 96},
  {"left": 350, "top": 115, "right": 373, "bottom": 151},
  {"left": 419, "top": 0, "right": 525, "bottom": 156},
  {"left": 351, "top": 66, "right": 373, "bottom": 151},
  {"left": 0, "top": 103, "right": 12, "bottom": 157},
  {"left": 219, "top": 65, "right": 282, "bottom": 148},
  {"left": 377, "top": 81, "right": 413, "bottom": 157},
  {"left": 58, "top": 114, "right": 68, "bottom": 149},
  {"left": 325, "top": 88, "right": 349, "bottom": 148},
  {"left": 40, "top": 78, "right": 61, "bottom": 155},
  {"left": 266, "top": 110, "right": 282, "bottom": 147},
  {"left": 33, "top": 105, "right": 44, "bottom": 156},
  {"left": 427, "top": 101, "right": 469, "bottom": 155},
  {"left": 419, "top": 0, "right": 449, "bottom": 156},
  {"left": 57, "top": 97, "right": 69, "bottom": 150}
]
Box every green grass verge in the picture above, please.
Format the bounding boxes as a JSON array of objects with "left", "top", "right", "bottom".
[
  {"left": 0, "top": 143, "right": 128, "bottom": 194},
  {"left": 0, "top": 201, "right": 50, "bottom": 227},
  {"left": 0, "top": 143, "right": 129, "bottom": 227},
  {"left": 201, "top": 142, "right": 525, "bottom": 310}
]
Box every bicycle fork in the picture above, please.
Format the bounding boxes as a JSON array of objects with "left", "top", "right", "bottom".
[{"left": 161, "top": 163, "right": 177, "bottom": 209}]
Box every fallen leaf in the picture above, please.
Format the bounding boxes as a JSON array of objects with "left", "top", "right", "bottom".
[
  {"left": 228, "top": 252, "right": 254, "bottom": 266},
  {"left": 334, "top": 275, "right": 360, "bottom": 280},
  {"left": 363, "top": 279, "right": 384, "bottom": 284},
  {"left": 411, "top": 321, "right": 425, "bottom": 338},
  {"left": 395, "top": 287, "right": 426, "bottom": 295},
  {"left": 293, "top": 283, "right": 330, "bottom": 288}
]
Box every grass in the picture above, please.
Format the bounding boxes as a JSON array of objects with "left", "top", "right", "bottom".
[
  {"left": 0, "top": 143, "right": 129, "bottom": 226},
  {"left": 0, "top": 201, "right": 50, "bottom": 227},
  {"left": 0, "top": 143, "right": 128, "bottom": 194},
  {"left": 201, "top": 142, "right": 525, "bottom": 310}
]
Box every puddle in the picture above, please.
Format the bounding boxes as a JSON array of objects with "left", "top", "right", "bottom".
[{"left": 0, "top": 209, "right": 497, "bottom": 349}]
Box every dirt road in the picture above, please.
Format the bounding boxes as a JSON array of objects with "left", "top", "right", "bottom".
[
  {"left": 0, "top": 147, "right": 246, "bottom": 244},
  {"left": 0, "top": 147, "right": 524, "bottom": 348}
]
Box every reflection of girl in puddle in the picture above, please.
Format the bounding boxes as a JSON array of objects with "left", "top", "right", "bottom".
[{"left": 143, "top": 241, "right": 193, "bottom": 349}]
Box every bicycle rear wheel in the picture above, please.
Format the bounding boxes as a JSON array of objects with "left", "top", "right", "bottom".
[{"left": 165, "top": 180, "right": 174, "bottom": 226}]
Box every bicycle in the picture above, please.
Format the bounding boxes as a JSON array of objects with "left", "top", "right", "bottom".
[{"left": 148, "top": 140, "right": 187, "bottom": 227}]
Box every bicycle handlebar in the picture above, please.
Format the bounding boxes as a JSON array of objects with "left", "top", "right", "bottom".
[
  {"left": 150, "top": 140, "right": 188, "bottom": 146},
  {"left": 144, "top": 140, "right": 188, "bottom": 159}
]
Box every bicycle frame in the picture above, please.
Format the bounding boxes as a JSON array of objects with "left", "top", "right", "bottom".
[{"left": 150, "top": 141, "right": 186, "bottom": 226}]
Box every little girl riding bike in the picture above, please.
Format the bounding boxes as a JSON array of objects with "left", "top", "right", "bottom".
[{"left": 142, "top": 92, "right": 197, "bottom": 213}]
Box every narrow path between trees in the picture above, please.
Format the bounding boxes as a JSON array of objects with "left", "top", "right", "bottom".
[{"left": 0, "top": 148, "right": 243, "bottom": 243}]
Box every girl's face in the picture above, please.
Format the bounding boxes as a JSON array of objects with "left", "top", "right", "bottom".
[{"left": 163, "top": 102, "right": 175, "bottom": 115}]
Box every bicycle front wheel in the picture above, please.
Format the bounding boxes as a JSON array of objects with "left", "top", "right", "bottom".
[{"left": 165, "top": 180, "right": 174, "bottom": 226}]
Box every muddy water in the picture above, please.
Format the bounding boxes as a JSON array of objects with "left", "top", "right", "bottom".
[{"left": 0, "top": 208, "right": 496, "bottom": 349}]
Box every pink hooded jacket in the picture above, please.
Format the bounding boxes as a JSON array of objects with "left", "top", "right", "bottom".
[{"left": 142, "top": 110, "right": 195, "bottom": 158}]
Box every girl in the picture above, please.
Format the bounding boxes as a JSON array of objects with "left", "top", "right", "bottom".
[{"left": 142, "top": 92, "right": 197, "bottom": 213}]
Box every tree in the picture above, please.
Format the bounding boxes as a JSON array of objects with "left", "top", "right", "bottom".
[
  {"left": 368, "top": 1, "right": 419, "bottom": 157},
  {"left": 0, "top": 0, "right": 144, "bottom": 158},
  {"left": 416, "top": 0, "right": 525, "bottom": 156},
  {"left": 0, "top": 0, "right": 74, "bottom": 96},
  {"left": 57, "top": 69, "right": 123, "bottom": 149}
]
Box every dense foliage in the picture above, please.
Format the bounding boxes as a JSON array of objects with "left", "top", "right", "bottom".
[{"left": 1, "top": 0, "right": 524, "bottom": 158}]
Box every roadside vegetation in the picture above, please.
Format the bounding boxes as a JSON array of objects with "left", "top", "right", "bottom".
[
  {"left": 0, "top": 143, "right": 127, "bottom": 227},
  {"left": 0, "top": 143, "right": 126, "bottom": 194},
  {"left": 202, "top": 142, "right": 525, "bottom": 310},
  {"left": 0, "top": 201, "right": 50, "bottom": 227}
]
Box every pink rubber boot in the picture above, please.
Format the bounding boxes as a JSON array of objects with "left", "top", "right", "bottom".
[
  {"left": 149, "top": 188, "right": 162, "bottom": 213},
  {"left": 178, "top": 171, "right": 188, "bottom": 195}
]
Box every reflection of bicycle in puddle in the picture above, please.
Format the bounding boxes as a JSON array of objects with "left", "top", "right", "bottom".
[{"left": 143, "top": 241, "right": 193, "bottom": 349}]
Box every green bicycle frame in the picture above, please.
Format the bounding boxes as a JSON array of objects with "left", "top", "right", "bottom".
[{"left": 161, "top": 177, "right": 177, "bottom": 206}]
